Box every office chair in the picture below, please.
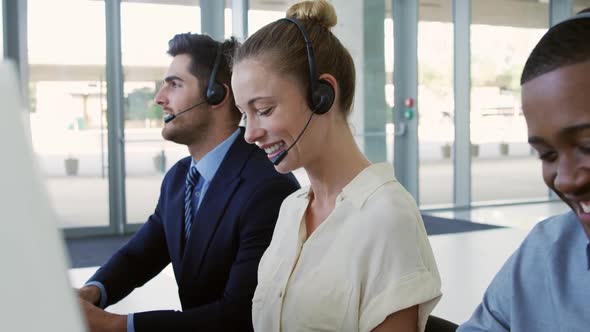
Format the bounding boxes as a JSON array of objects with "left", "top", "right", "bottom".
[{"left": 425, "top": 315, "right": 459, "bottom": 332}]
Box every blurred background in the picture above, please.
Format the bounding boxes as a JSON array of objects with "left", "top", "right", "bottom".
[{"left": 3, "top": 0, "right": 588, "bottom": 237}]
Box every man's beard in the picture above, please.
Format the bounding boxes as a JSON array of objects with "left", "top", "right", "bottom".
[{"left": 161, "top": 120, "right": 208, "bottom": 146}]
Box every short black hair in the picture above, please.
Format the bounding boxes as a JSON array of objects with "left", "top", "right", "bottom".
[
  {"left": 521, "top": 8, "right": 590, "bottom": 85},
  {"left": 167, "top": 33, "right": 241, "bottom": 119}
]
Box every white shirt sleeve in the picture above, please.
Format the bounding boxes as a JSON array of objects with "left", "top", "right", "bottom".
[{"left": 358, "top": 187, "right": 442, "bottom": 332}]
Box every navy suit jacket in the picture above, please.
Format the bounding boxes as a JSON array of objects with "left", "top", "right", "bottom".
[{"left": 89, "top": 128, "right": 300, "bottom": 331}]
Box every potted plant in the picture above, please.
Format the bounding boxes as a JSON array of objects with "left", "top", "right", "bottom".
[
  {"left": 153, "top": 150, "right": 166, "bottom": 173},
  {"left": 471, "top": 143, "right": 479, "bottom": 157},
  {"left": 64, "top": 155, "right": 79, "bottom": 176},
  {"left": 441, "top": 142, "right": 452, "bottom": 159},
  {"left": 499, "top": 142, "right": 509, "bottom": 156}
]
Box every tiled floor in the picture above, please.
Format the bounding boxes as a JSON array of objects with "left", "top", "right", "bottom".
[{"left": 428, "top": 200, "right": 569, "bottom": 231}]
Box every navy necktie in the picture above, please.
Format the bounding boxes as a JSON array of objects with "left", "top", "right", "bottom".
[{"left": 184, "top": 166, "right": 200, "bottom": 241}]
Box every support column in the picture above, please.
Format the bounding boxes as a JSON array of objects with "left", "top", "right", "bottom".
[
  {"left": 232, "top": 0, "right": 248, "bottom": 41},
  {"left": 105, "top": 0, "right": 127, "bottom": 234},
  {"left": 550, "top": 0, "right": 573, "bottom": 26},
  {"left": 331, "top": 0, "right": 387, "bottom": 164},
  {"left": 547, "top": 0, "right": 572, "bottom": 200},
  {"left": 363, "top": 1, "right": 387, "bottom": 163},
  {"left": 201, "top": 0, "right": 225, "bottom": 41},
  {"left": 2, "top": 0, "right": 29, "bottom": 104},
  {"left": 392, "top": 0, "right": 419, "bottom": 200},
  {"left": 453, "top": 0, "right": 471, "bottom": 208}
]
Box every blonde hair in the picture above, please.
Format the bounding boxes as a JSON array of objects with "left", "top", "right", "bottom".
[
  {"left": 286, "top": 0, "right": 337, "bottom": 29},
  {"left": 234, "top": 0, "right": 356, "bottom": 115}
]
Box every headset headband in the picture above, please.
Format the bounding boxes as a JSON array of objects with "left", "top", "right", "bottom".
[
  {"left": 553, "top": 11, "right": 590, "bottom": 27},
  {"left": 281, "top": 17, "right": 320, "bottom": 98}
]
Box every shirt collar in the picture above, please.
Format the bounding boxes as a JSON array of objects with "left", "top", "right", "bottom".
[
  {"left": 190, "top": 128, "right": 240, "bottom": 182},
  {"left": 295, "top": 163, "right": 397, "bottom": 209},
  {"left": 340, "top": 163, "right": 397, "bottom": 209}
]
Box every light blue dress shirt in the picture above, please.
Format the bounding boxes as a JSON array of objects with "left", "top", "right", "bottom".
[
  {"left": 458, "top": 210, "right": 590, "bottom": 332},
  {"left": 187, "top": 128, "right": 241, "bottom": 214},
  {"left": 84, "top": 129, "right": 240, "bottom": 332}
]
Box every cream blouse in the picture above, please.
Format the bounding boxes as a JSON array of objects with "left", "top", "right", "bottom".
[{"left": 252, "top": 163, "right": 441, "bottom": 332}]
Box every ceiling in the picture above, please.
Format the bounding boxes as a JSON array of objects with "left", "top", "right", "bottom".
[{"left": 101, "top": 0, "right": 589, "bottom": 27}]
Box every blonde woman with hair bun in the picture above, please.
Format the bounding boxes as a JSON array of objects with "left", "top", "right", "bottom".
[{"left": 231, "top": 0, "right": 441, "bottom": 331}]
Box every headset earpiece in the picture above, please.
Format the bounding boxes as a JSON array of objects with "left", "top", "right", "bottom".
[
  {"left": 312, "top": 79, "right": 335, "bottom": 114},
  {"left": 205, "top": 44, "right": 227, "bottom": 106},
  {"left": 206, "top": 82, "right": 226, "bottom": 106},
  {"left": 282, "top": 17, "right": 335, "bottom": 115}
]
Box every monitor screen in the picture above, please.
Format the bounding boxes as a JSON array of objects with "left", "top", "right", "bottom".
[{"left": 0, "top": 61, "right": 85, "bottom": 331}]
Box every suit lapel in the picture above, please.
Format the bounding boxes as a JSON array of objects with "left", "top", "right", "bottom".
[
  {"left": 181, "top": 129, "right": 256, "bottom": 280},
  {"left": 169, "top": 157, "right": 191, "bottom": 264}
]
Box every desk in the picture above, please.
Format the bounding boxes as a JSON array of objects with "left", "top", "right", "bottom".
[
  {"left": 430, "top": 228, "right": 527, "bottom": 324},
  {"left": 69, "top": 265, "right": 181, "bottom": 314},
  {"left": 69, "top": 228, "right": 528, "bottom": 324}
]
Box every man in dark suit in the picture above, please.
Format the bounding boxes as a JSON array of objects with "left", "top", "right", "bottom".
[{"left": 78, "top": 33, "right": 300, "bottom": 332}]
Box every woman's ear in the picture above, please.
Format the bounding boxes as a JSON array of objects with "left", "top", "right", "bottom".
[
  {"left": 318, "top": 73, "right": 338, "bottom": 98},
  {"left": 318, "top": 73, "right": 339, "bottom": 114}
]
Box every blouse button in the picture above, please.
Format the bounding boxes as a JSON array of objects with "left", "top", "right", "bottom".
[{"left": 279, "top": 290, "right": 283, "bottom": 298}]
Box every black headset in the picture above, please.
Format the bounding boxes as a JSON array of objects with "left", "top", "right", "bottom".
[
  {"left": 280, "top": 17, "right": 335, "bottom": 115},
  {"left": 205, "top": 43, "right": 226, "bottom": 106},
  {"left": 557, "top": 10, "right": 590, "bottom": 25}
]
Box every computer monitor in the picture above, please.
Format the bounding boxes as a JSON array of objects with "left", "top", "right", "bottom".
[{"left": 0, "top": 61, "right": 85, "bottom": 331}]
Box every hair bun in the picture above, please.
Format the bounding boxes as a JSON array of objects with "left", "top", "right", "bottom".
[{"left": 286, "top": 0, "right": 337, "bottom": 29}]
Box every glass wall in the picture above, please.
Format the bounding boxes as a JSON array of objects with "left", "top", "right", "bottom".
[
  {"left": 575, "top": 0, "right": 590, "bottom": 13},
  {"left": 470, "top": 0, "right": 548, "bottom": 203},
  {"left": 418, "top": 0, "right": 454, "bottom": 207},
  {"left": 121, "top": 2, "right": 201, "bottom": 225},
  {"left": 23, "top": 0, "right": 297, "bottom": 230},
  {"left": 248, "top": 9, "right": 284, "bottom": 33},
  {"left": 358, "top": 1, "right": 388, "bottom": 171},
  {"left": 385, "top": 13, "right": 394, "bottom": 165},
  {"left": 334, "top": 0, "right": 389, "bottom": 182},
  {"left": 121, "top": 2, "right": 284, "bottom": 225},
  {"left": 28, "top": 0, "right": 109, "bottom": 228},
  {"left": 19, "top": 0, "right": 580, "bottom": 234},
  {"left": 0, "top": 0, "right": 3, "bottom": 58}
]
